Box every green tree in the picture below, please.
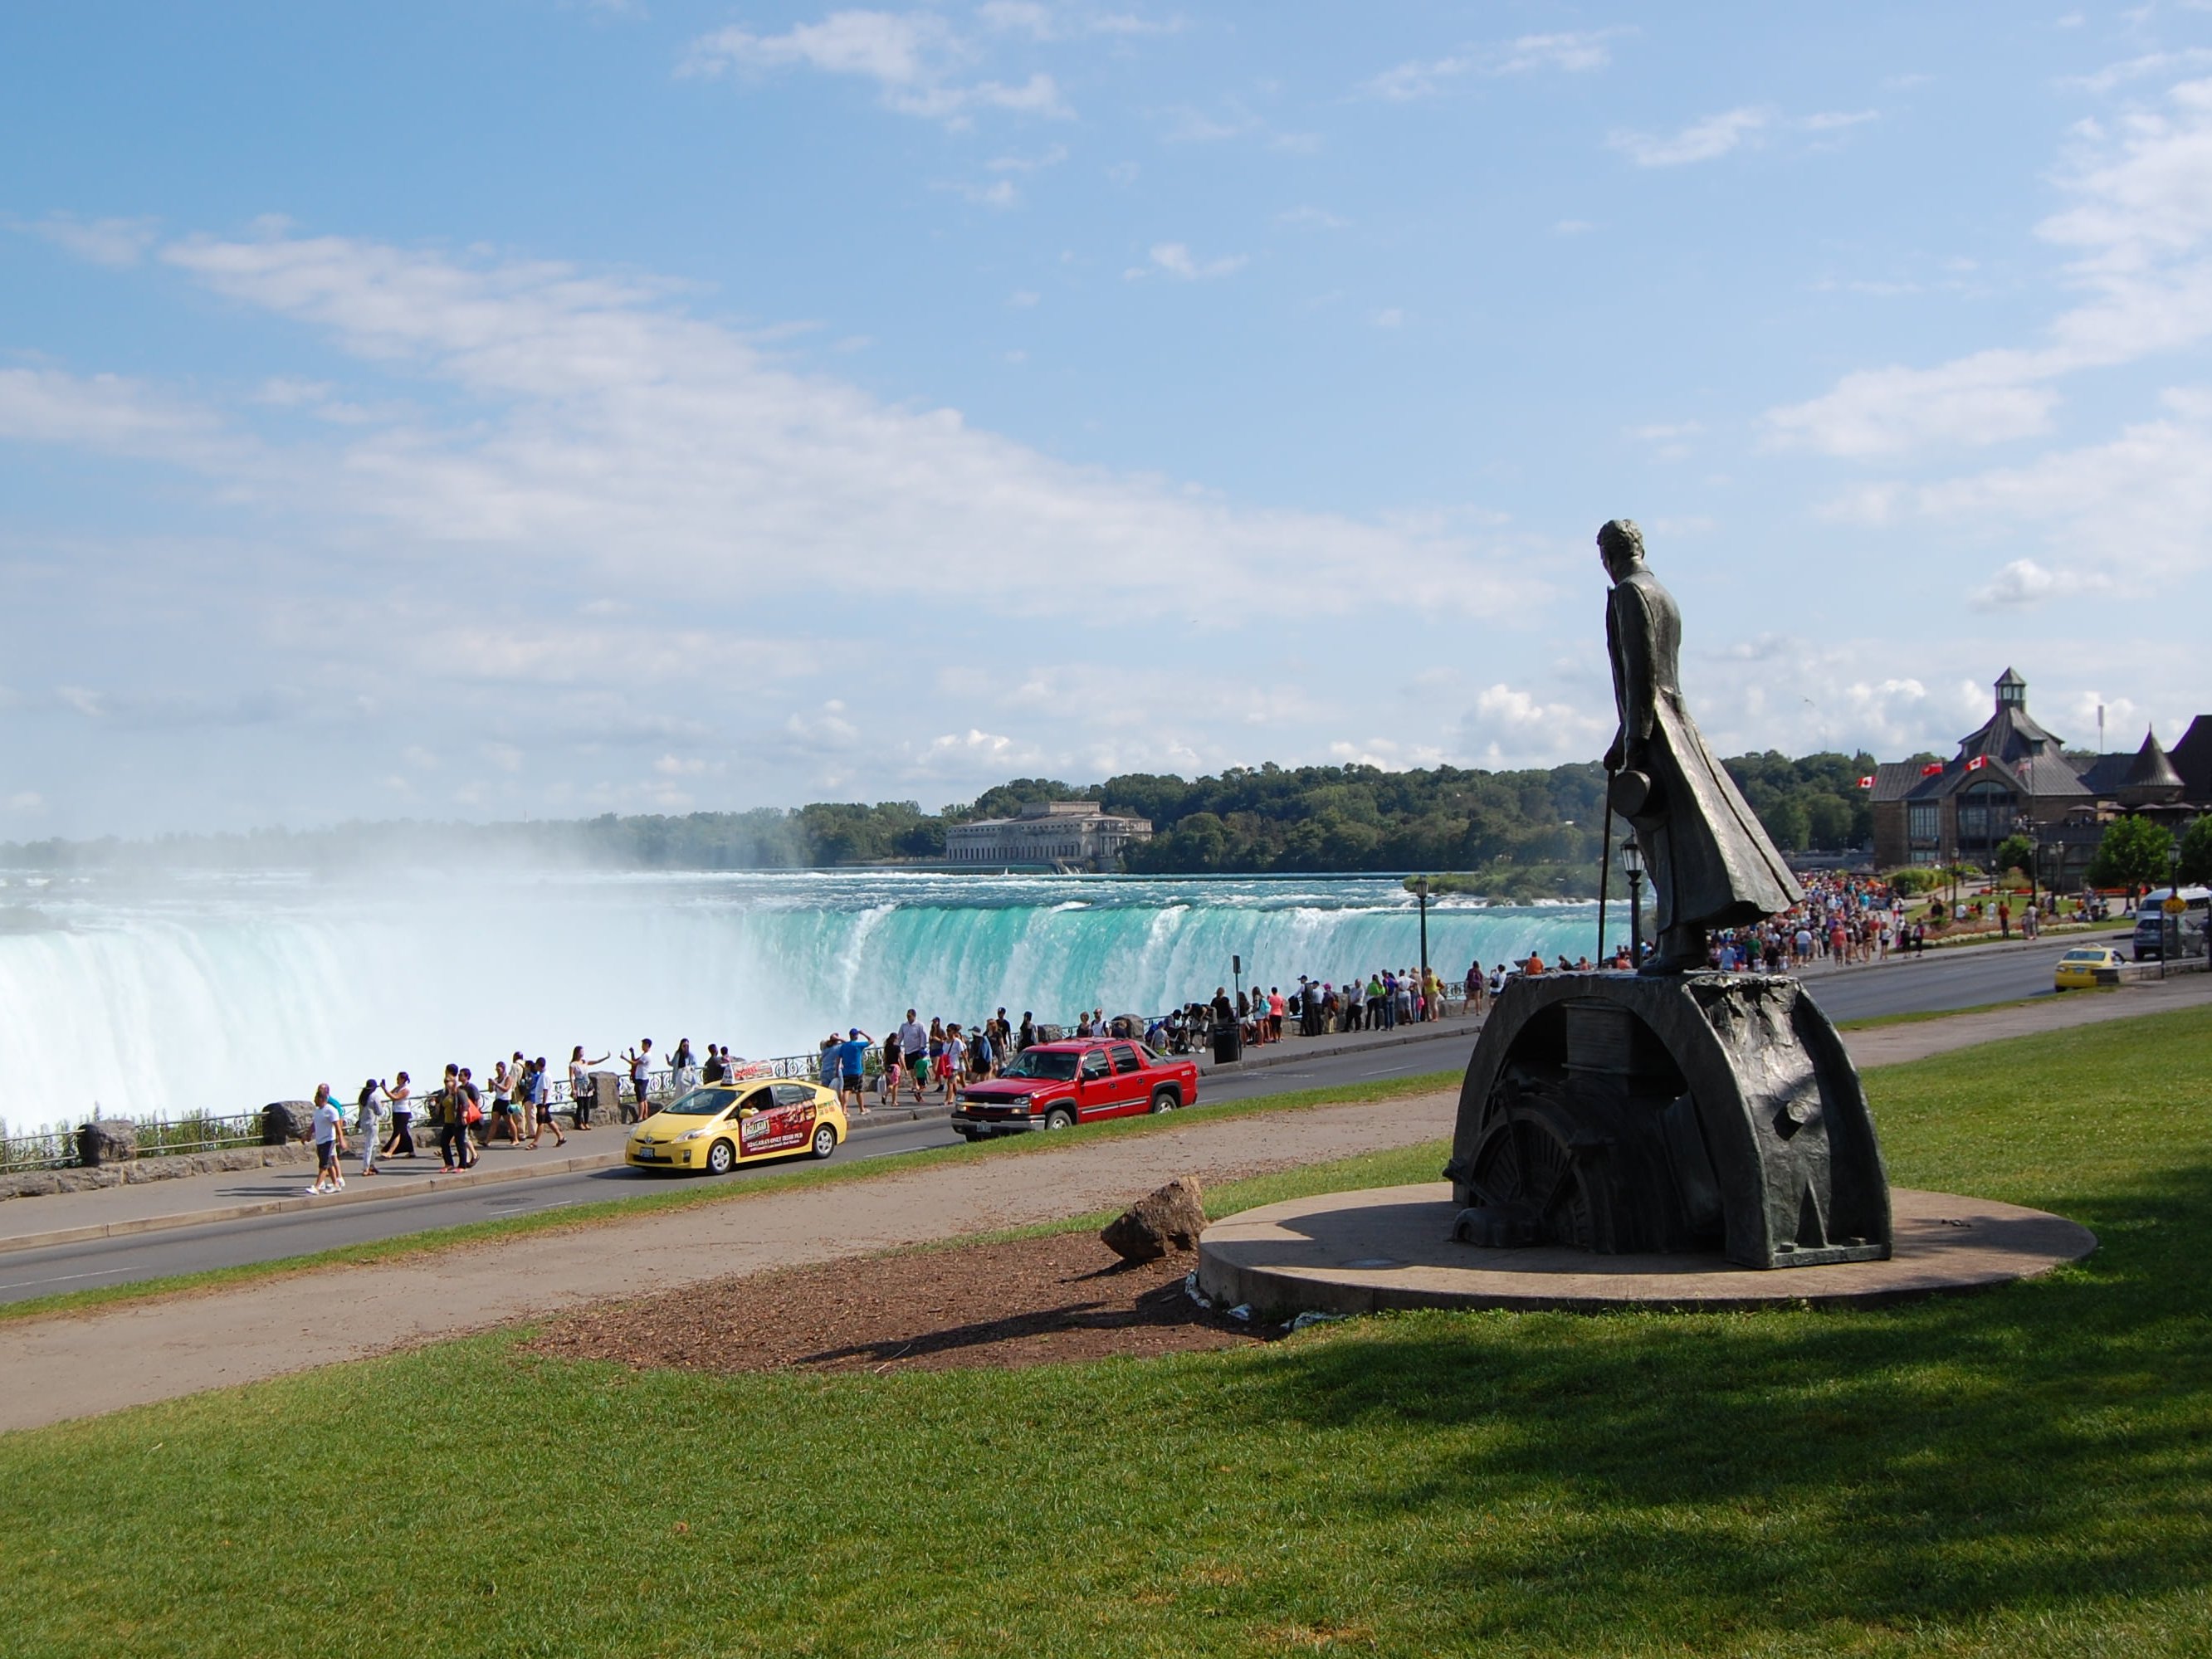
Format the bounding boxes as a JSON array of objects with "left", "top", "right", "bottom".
[
  {"left": 2087, "top": 815, "right": 2175, "bottom": 895},
  {"left": 2178, "top": 815, "right": 2212, "bottom": 886},
  {"left": 1992, "top": 833, "right": 2037, "bottom": 882},
  {"left": 1762, "top": 798, "right": 1810, "bottom": 852}
]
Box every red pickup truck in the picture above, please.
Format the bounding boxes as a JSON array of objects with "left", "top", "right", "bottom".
[{"left": 950, "top": 1039, "right": 1200, "bottom": 1139}]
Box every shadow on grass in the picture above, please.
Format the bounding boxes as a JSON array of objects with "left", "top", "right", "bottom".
[
  {"left": 796, "top": 1276, "right": 1235, "bottom": 1368},
  {"left": 1209, "top": 1158, "right": 2212, "bottom": 1637}
]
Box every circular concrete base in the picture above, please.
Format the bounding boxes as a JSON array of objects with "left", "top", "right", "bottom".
[{"left": 1197, "top": 1184, "right": 2096, "bottom": 1317}]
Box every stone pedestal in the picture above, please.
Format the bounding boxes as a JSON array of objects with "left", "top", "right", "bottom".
[{"left": 1445, "top": 973, "right": 1891, "bottom": 1270}]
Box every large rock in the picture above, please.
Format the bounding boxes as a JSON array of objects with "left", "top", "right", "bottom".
[
  {"left": 1101, "top": 1175, "right": 1208, "bottom": 1263},
  {"left": 76, "top": 1119, "right": 138, "bottom": 1167},
  {"left": 262, "top": 1100, "right": 313, "bottom": 1144}
]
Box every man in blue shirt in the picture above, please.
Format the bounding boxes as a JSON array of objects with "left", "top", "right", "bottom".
[{"left": 838, "top": 1028, "right": 872, "bottom": 1116}]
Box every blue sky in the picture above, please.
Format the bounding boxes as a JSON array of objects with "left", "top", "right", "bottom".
[{"left": 4, "top": 2, "right": 2210, "bottom": 837}]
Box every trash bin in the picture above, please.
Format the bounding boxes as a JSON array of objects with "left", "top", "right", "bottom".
[{"left": 1211, "top": 1022, "right": 1243, "bottom": 1065}]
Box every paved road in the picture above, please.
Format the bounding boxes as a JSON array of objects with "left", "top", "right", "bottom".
[{"left": 0, "top": 943, "right": 2078, "bottom": 1303}]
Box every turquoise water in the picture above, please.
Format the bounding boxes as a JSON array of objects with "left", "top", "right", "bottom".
[{"left": 0, "top": 869, "right": 1625, "bottom": 1125}]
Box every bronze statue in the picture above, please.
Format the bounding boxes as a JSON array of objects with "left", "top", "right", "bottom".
[{"left": 1599, "top": 519, "right": 1800, "bottom": 972}]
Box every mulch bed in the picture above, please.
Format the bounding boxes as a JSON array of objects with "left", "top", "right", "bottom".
[{"left": 525, "top": 1232, "right": 1263, "bottom": 1376}]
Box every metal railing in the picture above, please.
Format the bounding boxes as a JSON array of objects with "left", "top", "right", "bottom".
[{"left": 1, "top": 1109, "right": 264, "bottom": 1176}]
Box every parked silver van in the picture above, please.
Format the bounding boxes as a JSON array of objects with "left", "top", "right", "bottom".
[{"left": 2131, "top": 886, "right": 2211, "bottom": 961}]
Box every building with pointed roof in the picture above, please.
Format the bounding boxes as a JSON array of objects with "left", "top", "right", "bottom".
[
  {"left": 1868, "top": 670, "right": 2205, "bottom": 888},
  {"left": 2116, "top": 726, "right": 2185, "bottom": 808},
  {"left": 1870, "top": 670, "right": 2092, "bottom": 874}
]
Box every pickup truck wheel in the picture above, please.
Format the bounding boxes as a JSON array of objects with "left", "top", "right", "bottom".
[
  {"left": 811, "top": 1124, "right": 837, "bottom": 1160},
  {"left": 706, "top": 1139, "right": 735, "bottom": 1175},
  {"left": 1043, "top": 1105, "right": 1076, "bottom": 1131},
  {"left": 1149, "top": 1087, "right": 1179, "bottom": 1114}
]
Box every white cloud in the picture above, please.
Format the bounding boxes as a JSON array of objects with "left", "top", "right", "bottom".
[
  {"left": 6, "top": 227, "right": 1538, "bottom": 635},
  {"left": 1608, "top": 106, "right": 1771, "bottom": 167},
  {"left": 1370, "top": 307, "right": 1404, "bottom": 329},
  {"left": 679, "top": 10, "right": 1071, "bottom": 125},
  {"left": 1767, "top": 350, "right": 2063, "bottom": 456},
  {"left": 945, "top": 178, "right": 1022, "bottom": 207},
  {"left": 1551, "top": 218, "right": 1594, "bottom": 236},
  {"left": 22, "top": 213, "right": 160, "bottom": 268},
  {"left": 977, "top": 2, "right": 1179, "bottom": 41},
  {"left": 1966, "top": 557, "right": 2112, "bottom": 610},
  {"left": 2063, "top": 47, "right": 2212, "bottom": 95},
  {"left": 0, "top": 367, "right": 242, "bottom": 466},
  {"left": 1769, "top": 76, "right": 2212, "bottom": 456},
  {"left": 1008, "top": 288, "right": 1040, "bottom": 307},
  {"left": 1127, "top": 242, "right": 1246, "bottom": 280},
  {"left": 1460, "top": 682, "right": 1612, "bottom": 764},
  {"left": 985, "top": 143, "right": 1068, "bottom": 173},
  {"left": 1362, "top": 29, "right": 1624, "bottom": 102},
  {"left": 1800, "top": 109, "right": 1878, "bottom": 133},
  {"left": 1277, "top": 205, "right": 1348, "bottom": 230}
]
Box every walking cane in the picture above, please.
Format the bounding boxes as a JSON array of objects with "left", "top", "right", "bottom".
[{"left": 1596, "top": 765, "right": 1614, "bottom": 969}]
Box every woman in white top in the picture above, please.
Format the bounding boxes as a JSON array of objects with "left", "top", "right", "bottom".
[{"left": 569, "top": 1047, "right": 608, "bottom": 1130}]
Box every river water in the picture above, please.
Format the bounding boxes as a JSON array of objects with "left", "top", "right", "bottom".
[{"left": 0, "top": 868, "right": 1624, "bottom": 1129}]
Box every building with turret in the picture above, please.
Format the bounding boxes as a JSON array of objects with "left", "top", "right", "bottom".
[{"left": 1868, "top": 670, "right": 2204, "bottom": 887}]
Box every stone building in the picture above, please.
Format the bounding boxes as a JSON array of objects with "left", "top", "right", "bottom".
[
  {"left": 1869, "top": 670, "right": 2204, "bottom": 889},
  {"left": 944, "top": 801, "right": 1154, "bottom": 872},
  {"left": 1870, "top": 670, "right": 2090, "bottom": 872}
]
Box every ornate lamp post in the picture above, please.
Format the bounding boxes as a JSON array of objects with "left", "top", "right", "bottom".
[
  {"left": 1414, "top": 875, "right": 1431, "bottom": 1016},
  {"left": 2012, "top": 812, "right": 2039, "bottom": 911},
  {"left": 1619, "top": 836, "right": 1645, "bottom": 969}
]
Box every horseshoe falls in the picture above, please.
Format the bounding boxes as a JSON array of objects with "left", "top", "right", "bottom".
[{"left": 0, "top": 869, "right": 1624, "bottom": 1127}]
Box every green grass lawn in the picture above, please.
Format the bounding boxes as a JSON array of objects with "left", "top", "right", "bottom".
[{"left": 2, "top": 1009, "right": 2210, "bottom": 1657}]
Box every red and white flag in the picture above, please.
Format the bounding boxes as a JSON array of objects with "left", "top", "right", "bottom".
[
  {"left": 1921, "top": 762, "right": 1945, "bottom": 777},
  {"left": 1966, "top": 754, "right": 1989, "bottom": 772},
  {"left": 1858, "top": 775, "right": 1875, "bottom": 789}
]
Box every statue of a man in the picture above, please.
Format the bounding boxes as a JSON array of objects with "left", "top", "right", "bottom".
[{"left": 1600, "top": 519, "right": 1801, "bottom": 973}]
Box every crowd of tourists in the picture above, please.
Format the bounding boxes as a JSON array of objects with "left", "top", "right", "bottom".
[{"left": 298, "top": 1037, "right": 754, "bottom": 1194}]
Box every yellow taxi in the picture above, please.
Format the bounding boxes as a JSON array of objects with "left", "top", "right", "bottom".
[
  {"left": 625, "top": 1080, "right": 846, "bottom": 1174},
  {"left": 2053, "top": 945, "right": 2124, "bottom": 990}
]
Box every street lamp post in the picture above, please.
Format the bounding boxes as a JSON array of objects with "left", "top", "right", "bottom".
[
  {"left": 1620, "top": 836, "right": 1645, "bottom": 969},
  {"left": 1414, "top": 876, "right": 1431, "bottom": 1018},
  {"left": 2013, "top": 812, "right": 2039, "bottom": 913}
]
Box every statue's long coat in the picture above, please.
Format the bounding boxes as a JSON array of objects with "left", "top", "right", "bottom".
[{"left": 1607, "top": 565, "right": 1801, "bottom": 933}]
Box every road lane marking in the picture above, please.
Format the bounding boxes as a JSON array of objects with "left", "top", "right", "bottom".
[{"left": 4, "top": 1267, "right": 129, "bottom": 1291}]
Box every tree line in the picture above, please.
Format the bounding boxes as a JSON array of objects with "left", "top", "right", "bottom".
[{"left": 2, "top": 753, "right": 1890, "bottom": 895}]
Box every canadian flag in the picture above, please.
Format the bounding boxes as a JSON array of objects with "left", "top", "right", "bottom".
[
  {"left": 1921, "top": 762, "right": 1945, "bottom": 777},
  {"left": 1858, "top": 775, "right": 1875, "bottom": 789},
  {"left": 1966, "top": 754, "right": 1989, "bottom": 772}
]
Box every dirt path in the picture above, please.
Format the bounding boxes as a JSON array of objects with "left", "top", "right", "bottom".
[{"left": 4, "top": 976, "right": 2206, "bottom": 1433}]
